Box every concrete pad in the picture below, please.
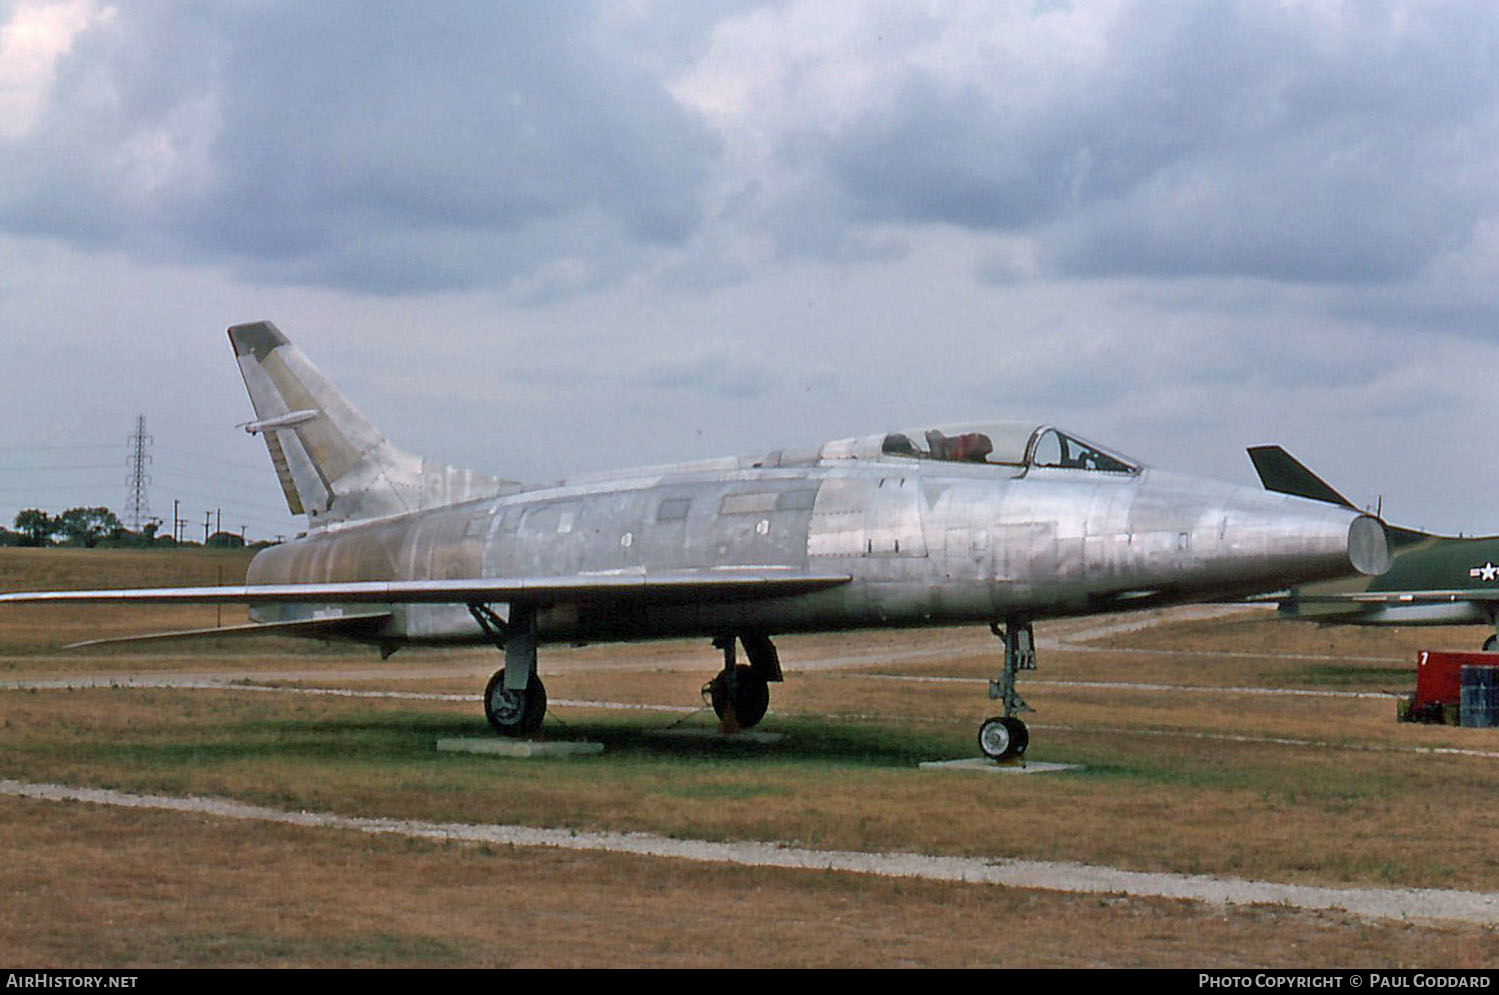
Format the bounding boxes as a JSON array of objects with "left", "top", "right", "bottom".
[
  {"left": 918, "top": 757, "right": 1083, "bottom": 774},
  {"left": 435, "top": 737, "right": 603, "bottom": 758},
  {"left": 647, "top": 728, "right": 787, "bottom": 745}
]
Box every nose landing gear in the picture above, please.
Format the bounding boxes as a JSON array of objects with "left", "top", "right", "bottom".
[{"left": 979, "top": 619, "right": 1035, "bottom": 762}]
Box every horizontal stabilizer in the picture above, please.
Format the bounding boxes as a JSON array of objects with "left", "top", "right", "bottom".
[
  {"left": 1246, "top": 446, "right": 1356, "bottom": 510},
  {"left": 0, "top": 569, "right": 852, "bottom": 608}
]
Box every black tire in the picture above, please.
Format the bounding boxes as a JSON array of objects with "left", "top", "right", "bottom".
[
  {"left": 484, "top": 668, "right": 547, "bottom": 737},
  {"left": 1483, "top": 635, "right": 1496, "bottom": 652},
  {"left": 709, "top": 665, "right": 770, "bottom": 729},
  {"left": 978, "top": 716, "right": 1029, "bottom": 761}
]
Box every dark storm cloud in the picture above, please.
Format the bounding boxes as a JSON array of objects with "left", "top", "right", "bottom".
[
  {"left": 0, "top": 1, "right": 720, "bottom": 294},
  {"left": 7, "top": 1, "right": 1499, "bottom": 304},
  {"left": 819, "top": 3, "right": 1499, "bottom": 286},
  {"left": 1041, "top": 134, "right": 1479, "bottom": 284},
  {"left": 830, "top": 79, "right": 1063, "bottom": 230}
]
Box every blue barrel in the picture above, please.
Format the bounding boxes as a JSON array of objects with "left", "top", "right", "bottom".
[{"left": 1460, "top": 665, "right": 1499, "bottom": 728}]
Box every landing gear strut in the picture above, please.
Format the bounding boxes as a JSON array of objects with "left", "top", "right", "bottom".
[
  {"left": 703, "top": 633, "right": 780, "bottom": 731},
  {"left": 979, "top": 619, "right": 1034, "bottom": 761},
  {"left": 469, "top": 603, "right": 548, "bottom": 737}
]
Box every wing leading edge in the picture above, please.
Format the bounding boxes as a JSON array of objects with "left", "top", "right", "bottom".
[{"left": 0, "top": 569, "right": 853, "bottom": 607}]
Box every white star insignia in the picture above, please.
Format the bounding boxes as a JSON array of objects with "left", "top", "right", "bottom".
[{"left": 1469, "top": 562, "right": 1499, "bottom": 582}]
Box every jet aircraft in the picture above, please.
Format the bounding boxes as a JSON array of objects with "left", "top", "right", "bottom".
[
  {"left": 0, "top": 323, "right": 1394, "bottom": 760},
  {"left": 1250, "top": 445, "right": 1499, "bottom": 650}
]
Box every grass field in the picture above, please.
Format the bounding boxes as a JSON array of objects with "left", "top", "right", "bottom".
[{"left": 2, "top": 547, "right": 1497, "bottom": 967}]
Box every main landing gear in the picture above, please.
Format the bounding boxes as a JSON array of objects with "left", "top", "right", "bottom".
[
  {"left": 978, "top": 619, "right": 1035, "bottom": 762},
  {"left": 484, "top": 667, "right": 547, "bottom": 737},
  {"left": 470, "top": 603, "right": 548, "bottom": 737},
  {"left": 464, "top": 604, "right": 786, "bottom": 738},
  {"left": 703, "top": 633, "right": 782, "bottom": 731}
]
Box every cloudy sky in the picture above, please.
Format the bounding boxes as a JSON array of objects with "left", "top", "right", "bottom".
[{"left": 3, "top": 0, "right": 1499, "bottom": 540}]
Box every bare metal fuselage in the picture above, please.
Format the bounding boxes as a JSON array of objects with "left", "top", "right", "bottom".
[{"left": 246, "top": 453, "right": 1374, "bottom": 649}]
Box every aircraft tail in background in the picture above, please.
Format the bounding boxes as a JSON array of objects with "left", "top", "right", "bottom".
[{"left": 1248, "top": 443, "right": 1499, "bottom": 639}]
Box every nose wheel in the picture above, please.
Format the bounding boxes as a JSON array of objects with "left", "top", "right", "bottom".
[{"left": 978, "top": 715, "right": 1029, "bottom": 761}]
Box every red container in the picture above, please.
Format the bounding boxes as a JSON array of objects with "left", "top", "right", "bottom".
[
  {"left": 1415, "top": 651, "right": 1499, "bottom": 709},
  {"left": 1416, "top": 651, "right": 1482, "bottom": 708}
]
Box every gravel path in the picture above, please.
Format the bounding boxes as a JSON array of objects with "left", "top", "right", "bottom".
[{"left": 5, "top": 777, "right": 1497, "bottom": 926}]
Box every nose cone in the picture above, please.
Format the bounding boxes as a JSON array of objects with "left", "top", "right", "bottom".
[{"left": 1347, "top": 514, "right": 1391, "bottom": 576}]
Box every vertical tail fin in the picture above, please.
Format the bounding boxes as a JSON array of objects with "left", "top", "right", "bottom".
[
  {"left": 1246, "top": 446, "right": 1358, "bottom": 510},
  {"left": 229, "top": 321, "right": 517, "bottom": 526}
]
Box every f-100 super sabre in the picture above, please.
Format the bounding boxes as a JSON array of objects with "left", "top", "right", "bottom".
[{"left": 0, "top": 322, "right": 1393, "bottom": 760}]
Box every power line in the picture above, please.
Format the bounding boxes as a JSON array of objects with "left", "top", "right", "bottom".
[
  {"left": 154, "top": 444, "right": 275, "bottom": 475},
  {"left": 0, "top": 444, "right": 119, "bottom": 452},
  {"left": 0, "top": 464, "right": 120, "bottom": 472},
  {"left": 0, "top": 433, "right": 298, "bottom": 541}
]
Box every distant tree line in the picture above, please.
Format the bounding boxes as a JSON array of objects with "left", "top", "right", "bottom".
[{"left": 1, "top": 507, "right": 260, "bottom": 549}]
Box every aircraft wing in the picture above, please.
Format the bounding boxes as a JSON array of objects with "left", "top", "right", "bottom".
[
  {"left": 0, "top": 569, "right": 852, "bottom": 607},
  {"left": 1269, "top": 586, "right": 1499, "bottom": 627},
  {"left": 1279, "top": 589, "right": 1499, "bottom": 605}
]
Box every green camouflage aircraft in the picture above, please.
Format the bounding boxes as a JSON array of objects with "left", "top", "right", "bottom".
[{"left": 1251, "top": 446, "right": 1499, "bottom": 650}]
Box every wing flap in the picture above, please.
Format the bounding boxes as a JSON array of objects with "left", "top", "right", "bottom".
[{"left": 63, "top": 612, "right": 394, "bottom": 649}]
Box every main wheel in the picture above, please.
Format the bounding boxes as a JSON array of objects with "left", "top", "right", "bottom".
[
  {"left": 708, "top": 665, "right": 770, "bottom": 729},
  {"left": 1483, "top": 635, "right": 1496, "bottom": 652},
  {"left": 978, "top": 715, "right": 1029, "bottom": 761},
  {"left": 484, "top": 668, "right": 547, "bottom": 737}
]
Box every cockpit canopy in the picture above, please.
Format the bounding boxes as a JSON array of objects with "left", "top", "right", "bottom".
[{"left": 874, "top": 421, "right": 1139, "bottom": 473}]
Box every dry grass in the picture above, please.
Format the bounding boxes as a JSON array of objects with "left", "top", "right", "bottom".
[
  {"left": 3, "top": 547, "right": 1499, "bottom": 967},
  {"left": 9, "top": 795, "right": 1495, "bottom": 969},
  {"left": 0, "top": 546, "right": 257, "bottom": 657}
]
